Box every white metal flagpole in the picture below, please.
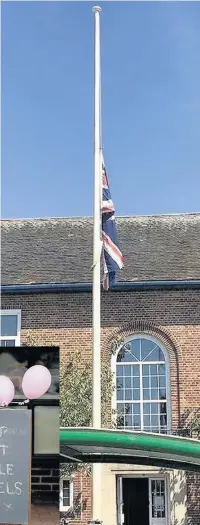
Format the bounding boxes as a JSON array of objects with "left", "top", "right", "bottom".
[{"left": 91, "top": 5, "right": 102, "bottom": 523}]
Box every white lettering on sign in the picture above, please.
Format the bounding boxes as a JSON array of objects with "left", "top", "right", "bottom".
[
  {"left": 0, "top": 481, "right": 22, "bottom": 495},
  {"left": 0, "top": 464, "right": 14, "bottom": 476},
  {"left": 0, "top": 427, "right": 8, "bottom": 438},
  {"left": 3, "top": 502, "right": 13, "bottom": 510},
  {"left": 0, "top": 445, "right": 8, "bottom": 456}
]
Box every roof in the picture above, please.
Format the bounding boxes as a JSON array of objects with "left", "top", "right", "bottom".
[{"left": 1, "top": 213, "right": 200, "bottom": 285}]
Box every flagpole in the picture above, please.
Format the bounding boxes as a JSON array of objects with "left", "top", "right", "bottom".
[{"left": 91, "top": 5, "right": 102, "bottom": 522}]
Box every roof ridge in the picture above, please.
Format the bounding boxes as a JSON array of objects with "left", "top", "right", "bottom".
[{"left": 1, "top": 212, "right": 200, "bottom": 222}]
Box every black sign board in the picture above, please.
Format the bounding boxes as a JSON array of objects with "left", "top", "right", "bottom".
[{"left": 0, "top": 409, "right": 31, "bottom": 524}]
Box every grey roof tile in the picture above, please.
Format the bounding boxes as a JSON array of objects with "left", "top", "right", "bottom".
[{"left": 1, "top": 214, "right": 200, "bottom": 285}]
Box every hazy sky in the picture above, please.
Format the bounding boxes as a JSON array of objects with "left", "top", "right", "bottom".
[{"left": 2, "top": 1, "right": 200, "bottom": 219}]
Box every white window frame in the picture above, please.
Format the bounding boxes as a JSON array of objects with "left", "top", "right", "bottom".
[
  {"left": 0, "top": 309, "right": 21, "bottom": 346},
  {"left": 60, "top": 478, "right": 73, "bottom": 512},
  {"left": 111, "top": 333, "right": 171, "bottom": 433}
]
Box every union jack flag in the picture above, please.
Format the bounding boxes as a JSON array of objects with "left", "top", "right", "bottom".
[{"left": 101, "top": 153, "right": 124, "bottom": 290}]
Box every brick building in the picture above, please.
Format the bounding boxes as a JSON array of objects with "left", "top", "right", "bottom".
[{"left": 1, "top": 213, "right": 200, "bottom": 525}]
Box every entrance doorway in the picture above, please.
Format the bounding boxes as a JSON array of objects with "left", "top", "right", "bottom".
[
  {"left": 117, "top": 476, "right": 167, "bottom": 525},
  {"left": 123, "top": 478, "right": 149, "bottom": 525}
]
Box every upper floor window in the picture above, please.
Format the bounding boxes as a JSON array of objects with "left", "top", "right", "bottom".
[
  {"left": 116, "top": 335, "right": 170, "bottom": 433},
  {"left": 0, "top": 310, "right": 21, "bottom": 346}
]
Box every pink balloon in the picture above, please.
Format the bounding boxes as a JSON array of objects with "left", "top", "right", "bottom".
[
  {"left": 22, "top": 365, "right": 51, "bottom": 399},
  {"left": 0, "top": 375, "right": 15, "bottom": 406}
]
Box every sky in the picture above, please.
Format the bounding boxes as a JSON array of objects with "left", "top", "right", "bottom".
[{"left": 2, "top": 1, "right": 200, "bottom": 219}]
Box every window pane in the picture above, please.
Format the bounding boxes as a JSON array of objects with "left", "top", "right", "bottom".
[
  {"left": 150, "top": 365, "right": 157, "bottom": 375},
  {"left": 144, "top": 415, "right": 150, "bottom": 428},
  {"left": 159, "top": 388, "right": 166, "bottom": 400},
  {"left": 143, "top": 364, "right": 149, "bottom": 376},
  {"left": 132, "top": 389, "right": 140, "bottom": 401},
  {"left": 151, "top": 376, "right": 158, "bottom": 388},
  {"left": 143, "top": 403, "right": 150, "bottom": 415},
  {"left": 141, "top": 339, "right": 154, "bottom": 360},
  {"left": 1, "top": 315, "right": 18, "bottom": 336},
  {"left": 151, "top": 403, "right": 158, "bottom": 415},
  {"left": 151, "top": 388, "right": 159, "bottom": 400},
  {"left": 34, "top": 406, "right": 59, "bottom": 454},
  {"left": 129, "top": 340, "right": 140, "bottom": 361},
  {"left": 0, "top": 340, "right": 15, "bottom": 347},
  {"left": 158, "top": 364, "right": 166, "bottom": 375},
  {"left": 132, "top": 365, "right": 139, "bottom": 377},
  {"left": 125, "top": 389, "right": 132, "bottom": 400},
  {"left": 143, "top": 377, "right": 149, "bottom": 388},
  {"left": 124, "top": 365, "right": 131, "bottom": 376},
  {"left": 132, "top": 403, "right": 140, "bottom": 415},
  {"left": 133, "top": 376, "right": 140, "bottom": 388},
  {"left": 143, "top": 389, "right": 150, "bottom": 400}
]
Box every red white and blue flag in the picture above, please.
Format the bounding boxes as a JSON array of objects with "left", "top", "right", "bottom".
[{"left": 101, "top": 153, "right": 124, "bottom": 290}]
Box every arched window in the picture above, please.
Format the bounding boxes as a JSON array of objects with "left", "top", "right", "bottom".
[{"left": 115, "top": 335, "right": 170, "bottom": 433}]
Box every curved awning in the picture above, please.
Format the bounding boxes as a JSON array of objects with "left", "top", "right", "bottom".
[{"left": 60, "top": 428, "right": 200, "bottom": 471}]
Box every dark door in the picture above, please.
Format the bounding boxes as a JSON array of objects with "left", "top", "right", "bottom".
[{"left": 123, "top": 478, "right": 149, "bottom": 525}]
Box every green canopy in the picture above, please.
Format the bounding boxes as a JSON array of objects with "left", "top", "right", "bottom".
[{"left": 60, "top": 428, "right": 200, "bottom": 471}]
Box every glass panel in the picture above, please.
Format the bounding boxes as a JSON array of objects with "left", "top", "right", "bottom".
[
  {"left": 159, "top": 388, "right": 166, "bottom": 400},
  {"left": 151, "top": 376, "right": 158, "bottom": 388},
  {"left": 125, "top": 389, "right": 132, "bottom": 400},
  {"left": 132, "top": 403, "right": 140, "bottom": 414},
  {"left": 124, "top": 365, "right": 131, "bottom": 376},
  {"left": 129, "top": 339, "right": 140, "bottom": 361},
  {"left": 133, "top": 376, "right": 140, "bottom": 388},
  {"left": 143, "top": 389, "right": 150, "bottom": 400},
  {"left": 159, "top": 376, "right": 166, "bottom": 387},
  {"left": 117, "top": 388, "right": 123, "bottom": 401},
  {"left": 132, "top": 389, "right": 140, "bottom": 400},
  {"left": 117, "top": 343, "right": 134, "bottom": 362},
  {"left": 150, "top": 365, "right": 157, "bottom": 375},
  {"left": 63, "top": 497, "right": 70, "bottom": 507},
  {"left": 150, "top": 403, "right": 158, "bottom": 415},
  {"left": 34, "top": 406, "right": 59, "bottom": 454},
  {"left": 143, "top": 377, "right": 149, "bottom": 388},
  {"left": 0, "top": 340, "right": 15, "bottom": 347},
  {"left": 158, "top": 364, "right": 166, "bottom": 375},
  {"left": 144, "top": 415, "right": 150, "bottom": 428},
  {"left": 0, "top": 315, "right": 18, "bottom": 336},
  {"left": 143, "top": 403, "right": 150, "bottom": 415},
  {"left": 143, "top": 364, "right": 149, "bottom": 376},
  {"left": 132, "top": 365, "right": 140, "bottom": 377},
  {"left": 151, "top": 479, "right": 166, "bottom": 518},
  {"left": 141, "top": 339, "right": 155, "bottom": 360},
  {"left": 151, "top": 388, "right": 159, "bottom": 400},
  {"left": 146, "top": 346, "right": 164, "bottom": 362}
]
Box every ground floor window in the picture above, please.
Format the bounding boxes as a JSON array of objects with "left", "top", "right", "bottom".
[{"left": 60, "top": 479, "right": 73, "bottom": 512}]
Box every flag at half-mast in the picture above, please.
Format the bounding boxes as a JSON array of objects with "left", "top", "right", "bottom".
[{"left": 101, "top": 153, "right": 124, "bottom": 290}]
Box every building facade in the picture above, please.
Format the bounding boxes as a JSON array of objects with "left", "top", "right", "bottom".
[{"left": 1, "top": 214, "right": 200, "bottom": 525}]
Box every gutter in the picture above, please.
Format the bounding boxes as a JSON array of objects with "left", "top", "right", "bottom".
[{"left": 1, "top": 280, "right": 200, "bottom": 295}]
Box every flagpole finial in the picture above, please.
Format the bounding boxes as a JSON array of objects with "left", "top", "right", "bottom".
[{"left": 93, "top": 6, "right": 102, "bottom": 13}]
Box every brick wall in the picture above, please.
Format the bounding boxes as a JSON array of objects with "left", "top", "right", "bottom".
[
  {"left": 60, "top": 470, "right": 91, "bottom": 524},
  {"left": 31, "top": 466, "right": 59, "bottom": 504},
  {"left": 2, "top": 288, "right": 200, "bottom": 522}
]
